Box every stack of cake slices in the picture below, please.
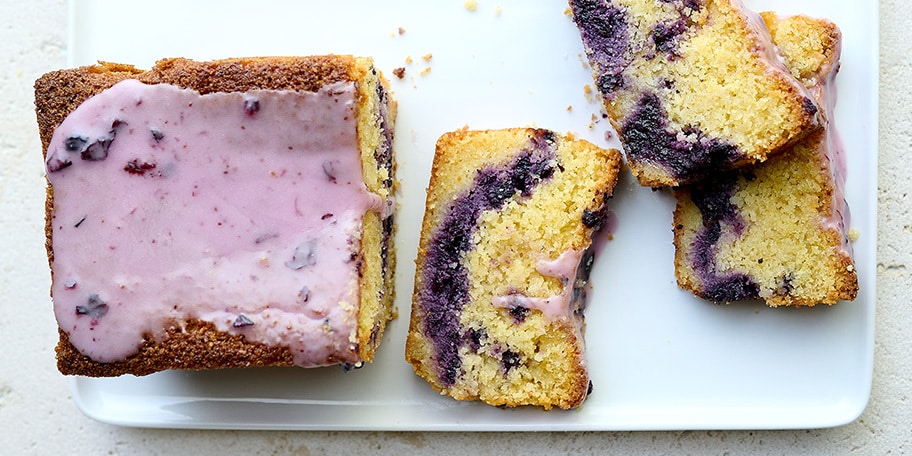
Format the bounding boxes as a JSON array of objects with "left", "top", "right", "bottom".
[{"left": 568, "top": 0, "right": 858, "bottom": 306}]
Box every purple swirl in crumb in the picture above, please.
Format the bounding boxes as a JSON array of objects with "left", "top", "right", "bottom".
[
  {"left": 570, "top": 0, "right": 631, "bottom": 97},
  {"left": 688, "top": 173, "right": 760, "bottom": 301},
  {"left": 654, "top": 0, "right": 703, "bottom": 57},
  {"left": 373, "top": 78, "right": 396, "bottom": 277},
  {"left": 623, "top": 93, "right": 743, "bottom": 183},
  {"left": 418, "top": 130, "right": 557, "bottom": 386}
]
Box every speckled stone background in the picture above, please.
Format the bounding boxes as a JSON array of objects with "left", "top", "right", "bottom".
[{"left": 2, "top": 0, "right": 908, "bottom": 454}]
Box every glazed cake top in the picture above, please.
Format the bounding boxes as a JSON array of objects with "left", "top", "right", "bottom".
[{"left": 46, "top": 79, "right": 382, "bottom": 367}]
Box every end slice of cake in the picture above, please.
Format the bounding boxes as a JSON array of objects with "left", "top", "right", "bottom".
[
  {"left": 406, "top": 128, "right": 621, "bottom": 409},
  {"left": 568, "top": 0, "right": 824, "bottom": 187},
  {"left": 672, "top": 15, "right": 858, "bottom": 306},
  {"left": 37, "top": 56, "right": 397, "bottom": 376}
]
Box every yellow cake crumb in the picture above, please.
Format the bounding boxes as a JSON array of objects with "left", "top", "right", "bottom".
[
  {"left": 406, "top": 128, "right": 622, "bottom": 410},
  {"left": 849, "top": 228, "right": 860, "bottom": 242},
  {"left": 571, "top": 0, "right": 824, "bottom": 187},
  {"left": 464, "top": 0, "right": 478, "bottom": 12},
  {"left": 672, "top": 14, "right": 856, "bottom": 306}
]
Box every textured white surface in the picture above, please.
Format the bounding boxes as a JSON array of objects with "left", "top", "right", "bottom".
[{"left": 1, "top": 0, "right": 908, "bottom": 453}]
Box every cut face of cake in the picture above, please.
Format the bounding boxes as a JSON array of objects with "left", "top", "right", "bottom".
[
  {"left": 37, "top": 57, "right": 397, "bottom": 376},
  {"left": 568, "top": 0, "right": 824, "bottom": 187},
  {"left": 406, "top": 128, "right": 621, "bottom": 409},
  {"left": 672, "top": 15, "right": 858, "bottom": 306}
]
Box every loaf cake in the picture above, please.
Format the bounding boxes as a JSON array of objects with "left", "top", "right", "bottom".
[
  {"left": 673, "top": 14, "right": 858, "bottom": 306},
  {"left": 36, "top": 56, "right": 397, "bottom": 376},
  {"left": 568, "top": 0, "right": 824, "bottom": 187},
  {"left": 406, "top": 128, "right": 622, "bottom": 409}
]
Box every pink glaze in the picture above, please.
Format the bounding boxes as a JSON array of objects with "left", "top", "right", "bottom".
[
  {"left": 491, "top": 249, "right": 584, "bottom": 322},
  {"left": 47, "top": 79, "right": 384, "bottom": 367},
  {"left": 776, "top": 16, "right": 852, "bottom": 255},
  {"left": 818, "top": 64, "right": 853, "bottom": 254},
  {"left": 737, "top": 3, "right": 825, "bottom": 130}
]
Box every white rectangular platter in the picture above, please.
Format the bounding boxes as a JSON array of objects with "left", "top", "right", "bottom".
[{"left": 67, "top": 0, "right": 877, "bottom": 430}]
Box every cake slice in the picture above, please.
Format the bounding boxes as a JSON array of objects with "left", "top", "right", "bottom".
[
  {"left": 672, "top": 15, "right": 857, "bottom": 306},
  {"left": 36, "top": 56, "right": 397, "bottom": 376},
  {"left": 406, "top": 128, "right": 621, "bottom": 409},
  {"left": 568, "top": 0, "right": 824, "bottom": 187}
]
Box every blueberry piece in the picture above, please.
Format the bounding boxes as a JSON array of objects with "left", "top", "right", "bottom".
[
  {"left": 65, "top": 136, "right": 88, "bottom": 152},
  {"left": 369, "top": 324, "right": 381, "bottom": 345},
  {"left": 244, "top": 97, "right": 260, "bottom": 116},
  {"left": 582, "top": 208, "right": 603, "bottom": 229},
  {"left": 299, "top": 285, "right": 310, "bottom": 302},
  {"left": 690, "top": 173, "right": 740, "bottom": 227},
  {"left": 74, "top": 216, "right": 87, "bottom": 228},
  {"left": 508, "top": 305, "right": 529, "bottom": 323},
  {"left": 373, "top": 82, "right": 395, "bottom": 182},
  {"left": 501, "top": 350, "right": 521, "bottom": 373},
  {"left": 75, "top": 294, "right": 108, "bottom": 320},
  {"left": 381, "top": 214, "right": 394, "bottom": 272},
  {"left": 704, "top": 274, "right": 759, "bottom": 302},
  {"left": 81, "top": 139, "right": 111, "bottom": 161},
  {"left": 322, "top": 161, "right": 337, "bottom": 183},
  {"left": 776, "top": 273, "right": 795, "bottom": 296},
  {"left": 254, "top": 232, "right": 278, "bottom": 244},
  {"left": 465, "top": 327, "right": 486, "bottom": 351},
  {"left": 151, "top": 129, "right": 165, "bottom": 141},
  {"left": 232, "top": 314, "right": 254, "bottom": 327},
  {"left": 124, "top": 159, "right": 157, "bottom": 175},
  {"left": 285, "top": 239, "right": 317, "bottom": 270},
  {"left": 803, "top": 97, "right": 818, "bottom": 115},
  {"left": 597, "top": 73, "right": 625, "bottom": 94},
  {"left": 577, "top": 249, "right": 596, "bottom": 282},
  {"left": 652, "top": 19, "right": 687, "bottom": 55},
  {"left": 46, "top": 156, "right": 73, "bottom": 173},
  {"left": 80, "top": 123, "right": 122, "bottom": 162},
  {"left": 341, "top": 362, "right": 364, "bottom": 372}
]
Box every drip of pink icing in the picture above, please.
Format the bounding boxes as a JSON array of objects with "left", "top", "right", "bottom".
[
  {"left": 819, "top": 64, "right": 853, "bottom": 255},
  {"left": 817, "top": 43, "right": 854, "bottom": 251},
  {"left": 47, "top": 79, "right": 383, "bottom": 367},
  {"left": 491, "top": 249, "right": 584, "bottom": 322},
  {"left": 766, "top": 14, "right": 852, "bottom": 256}
]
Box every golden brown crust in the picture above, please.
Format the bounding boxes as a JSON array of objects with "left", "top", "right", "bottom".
[
  {"left": 38, "top": 56, "right": 389, "bottom": 377},
  {"left": 35, "top": 56, "right": 361, "bottom": 152},
  {"left": 56, "top": 322, "right": 295, "bottom": 377}
]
